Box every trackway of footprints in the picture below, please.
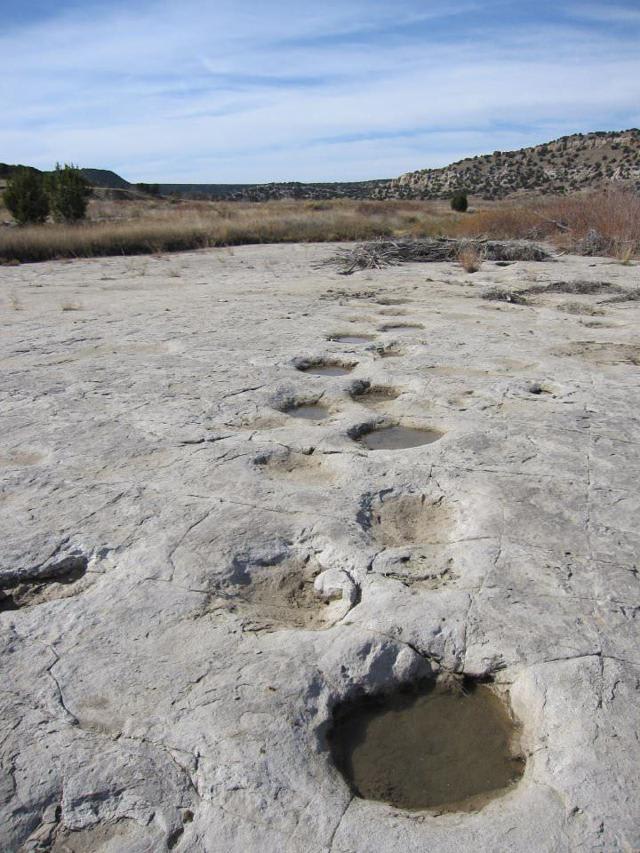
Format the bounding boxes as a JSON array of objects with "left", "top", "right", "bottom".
[
  {"left": 241, "top": 314, "right": 449, "bottom": 628},
  {"left": 1, "top": 287, "right": 527, "bottom": 817},
  {"left": 240, "top": 299, "right": 525, "bottom": 812}
]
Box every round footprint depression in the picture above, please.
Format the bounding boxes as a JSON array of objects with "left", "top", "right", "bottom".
[
  {"left": 357, "top": 425, "right": 442, "bottom": 450},
  {"left": 286, "top": 404, "right": 330, "bottom": 420},
  {"left": 329, "top": 682, "right": 524, "bottom": 811},
  {"left": 298, "top": 362, "right": 354, "bottom": 377}
]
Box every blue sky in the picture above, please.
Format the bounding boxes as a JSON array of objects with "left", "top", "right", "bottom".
[{"left": 1, "top": 1, "right": 639, "bottom": 182}]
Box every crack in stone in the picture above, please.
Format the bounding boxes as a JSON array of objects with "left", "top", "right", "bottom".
[{"left": 328, "top": 796, "right": 353, "bottom": 852}]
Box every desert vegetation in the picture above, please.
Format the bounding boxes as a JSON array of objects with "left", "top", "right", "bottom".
[
  {"left": 0, "top": 187, "right": 638, "bottom": 264},
  {"left": 457, "top": 243, "right": 483, "bottom": 272},
  {"left": 448, "top": 187, "right": 640, "bottom": 258},
  {"left": 2, "top": 163, "right": 90, "bottom": 227},
  {"left": 450, "top": 192, "right": 469, "bottom": 212}
]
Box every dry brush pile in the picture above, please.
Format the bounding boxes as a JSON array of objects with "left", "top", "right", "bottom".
[{"left": 323, "top": 237, "right": 549, "bottom": 275}]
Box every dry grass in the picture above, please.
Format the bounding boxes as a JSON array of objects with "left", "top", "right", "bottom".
[
  {"left": 558, "top": 301, "right": 605, "bottom": 316},
  {"left": 0, "top": 199, "right": 446, "bottom": 263},
  {"left": 452, "top": 187, "right": 640, "bottom": 257},
  {"left": 0, "top": 188, "right": 638, "bottom": 263},
  {"left": 457, "top": 243, "right": 484, "bottom": 273}
]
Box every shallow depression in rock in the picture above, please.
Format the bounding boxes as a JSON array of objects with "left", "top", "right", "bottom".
[
  {"left": 286, "top": 404, "right": 330, "bottom": 420},
  {"left": 214, "top": 556, "right": 337, "bottom": 631},
  {"left": 351, "top": 384, "right": 400, "bottom": 408},
  {"left": 378, "top": 323, "right": 424, "bottom": 334},
  {"left": 0, "top": 555, "right": 89, "bottom": 612},
  {"left": 297, "top": 361, "right": 355, "bottom": 376},
  {"left": 329, "top": 334, "right": 375, "bottom": 344},
  {"left": 368, "top": 492, "right": 451, "bottom": 548},
  {"left": 329, "top": 681, "right": 525, "bottom": 811},
  {"left": 357, "top": 425, "right": 443, "bottom": 450}
]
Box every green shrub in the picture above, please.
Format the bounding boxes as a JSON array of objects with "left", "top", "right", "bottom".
[
  {"left": 47, "top": 163, "right": 91, "bottom": 222},
  {"left": 3, "top": 168, "right": 50, "bottom": 224},
  {"left": 450, "top": 193, "right": 469, "bottom": 213}
]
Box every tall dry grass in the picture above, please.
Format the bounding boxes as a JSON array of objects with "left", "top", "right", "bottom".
[
  {"left": 1, "top": 189, "right": 638, "bottom": 263},
  {"left": 452, "top": 188, "right": 640, "bottom": 257},
  {"left": 0, "top": 199, "right": 453, "bottom": 263}
]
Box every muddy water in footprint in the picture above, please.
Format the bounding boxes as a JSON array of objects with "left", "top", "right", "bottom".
[
  {"left": 330, "top": 683, "right": 524, "bottom": 811},
  {"left": 359, "top": 425, "right": 442, "bottom": 450},
  {"left": 287, "top": 405, "right": 329, "bottom": 420}
]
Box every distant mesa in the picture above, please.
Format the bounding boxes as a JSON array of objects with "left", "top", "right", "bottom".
[{"left": 80, "top": 168, "right": 131, "bottom": 190}]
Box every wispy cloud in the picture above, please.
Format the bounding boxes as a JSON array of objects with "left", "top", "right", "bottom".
[
  {"left": 568, "top": 3, "right": 640, "bottom": 24},
  {"left": 1, "top": 0, "right": 639, "bottom": 181}
]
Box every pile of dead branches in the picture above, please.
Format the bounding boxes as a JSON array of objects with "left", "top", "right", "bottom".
[{"left": 323, "top": 237, "right": 550, "bottom": 275}]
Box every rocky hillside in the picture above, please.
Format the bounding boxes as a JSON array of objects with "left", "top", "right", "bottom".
[
  {"left": 154, "top": 179, "right": 389, "bottom": 201},
  {"left": 384, "top": 129, "right": 640, "bottom": 200},
  {"left": 3, "top": 129, "right": 640, "bottom": 203}
]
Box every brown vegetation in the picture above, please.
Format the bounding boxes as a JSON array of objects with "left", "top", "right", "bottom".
[
  {"left": 457, "top": 243, "right": 484, "bottom": 273},
  {"left": 0, "top": 189, "right": 637, "bottom": 264},
  {"left": 450, "top": 188, "right": 640, "bottom": 257}
]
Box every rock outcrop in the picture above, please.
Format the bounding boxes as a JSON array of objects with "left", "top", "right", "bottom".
[{"left": 1, "top": 244, "right": 640, "bottom": 851}]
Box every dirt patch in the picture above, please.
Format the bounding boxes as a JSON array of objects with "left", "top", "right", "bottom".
[
  {"left": 254, "top": 449, "right": 334, "bottom": 483},
  {"left": 329, "top": 679, "right": 525, "bottom": 812},
  {"left": 212, "top": 554, "right": 337, "bottom": 631},
  {"left": 363, "top": 493, "right": 454, "bottom": 586},
  {"left": 365, "top": 492, "right": 453, "bottom": 549}
]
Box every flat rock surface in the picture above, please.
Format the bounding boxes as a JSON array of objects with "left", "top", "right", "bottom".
[{"left": 1, "top": 244, "right": 639, "bottom": 851}]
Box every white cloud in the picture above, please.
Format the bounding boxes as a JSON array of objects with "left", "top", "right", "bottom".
[{"left": 1, "top": 0, "right": 639, "bottom": 180}]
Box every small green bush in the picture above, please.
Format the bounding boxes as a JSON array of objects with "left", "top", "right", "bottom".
[
  {"left": 47, "top": 163, "right": 91, "bottom": 222},
  {"left": 3, "top": 168, "right": 50, "bottom": 225},
  {"left": 450, "top": 193, "right": 469, "bottom": 213}
]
